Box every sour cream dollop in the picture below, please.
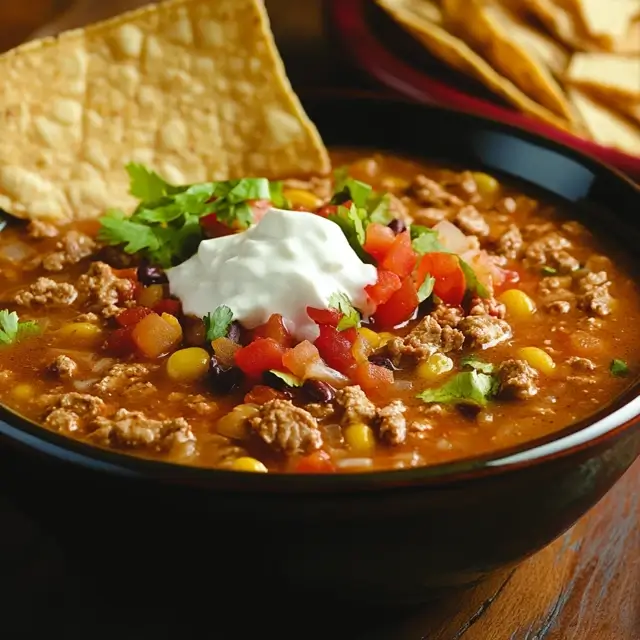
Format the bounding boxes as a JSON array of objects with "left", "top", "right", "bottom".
[{"left": 167, "top": 208, "right": 377, "bottom": 341}]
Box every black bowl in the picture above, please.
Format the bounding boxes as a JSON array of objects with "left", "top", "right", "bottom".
[{"left": 1, "top": 95, "right": 640, "bottom": 607}]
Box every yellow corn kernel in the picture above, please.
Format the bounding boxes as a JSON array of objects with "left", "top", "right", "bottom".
[
  {"left": 499, "top": 289, "right": 537, "bottom": 320},
  {"left": 352, "top": 335, "right": 374, "bottom": 363},
  {"left": 166, "top": 347, "right": 210, "bottom": 383},
  {"left": 472, "top": 171, "right": 499, "bottom": 196},
  {"left": 230, "top": 457, "right": 268, "bottom": 473},
  {"left": 137, "top": 284, "right": 164, "bottom": 309},
  {"left": 416, "top": 353, "right": 454, "bottom": 382},
  {"left": 12, "top": 384, "right": 35, "bottom": 401},
  {"left": 217, "top": 403, "right": 260, "bottom": 440},
  {"left": 358, "top": 327, "right": 382, "bottom": 349},
  {"left": 344, "top": 423, "right": 376, "bottom": 454},
  {"left": 161, "top": 312, "right": 181, "bottom": 330},
  {"left": 377, "top": 332, "right": 395, "bottom": 346},
  {"left": 518, "top": 347, "right": 556, "bottom": 376},
  {"left": 56, "top": 322, "right": 102, "bottom": 342},
  {"left": 282, "top": 189, "right": 322, "bottom": 210}
]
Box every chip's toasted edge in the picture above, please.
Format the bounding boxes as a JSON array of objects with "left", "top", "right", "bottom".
[{"left": 0, "top": 0, "right": 330, "bottom": 222}]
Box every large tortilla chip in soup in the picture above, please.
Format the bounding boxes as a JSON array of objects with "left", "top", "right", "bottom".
[
  {"left": 0, "top": 0, "right": 330, "bottom": 222},
  {"left": 565, "top": 54, "right": 640, "bottom": 103},
  {"left": 442, "top": 0, "right": 576, "bottom": 123},
  {"left": 375, "top": 0, "right": 572, "bottom": 132}
]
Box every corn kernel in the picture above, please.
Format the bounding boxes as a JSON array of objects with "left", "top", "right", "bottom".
[
  {"left": 56, "top": 322, "right": 102, "bottom": 343},
  {"left": 231, "top": 457, "right": 268, "bottom": 473},
  {"left": 166, "top": 347, "right": 210, "bottom": 383},
  {"left": 344, "top": 423, "right": 376, "bottom": 454},
  {"left": 352, "top": 335, "right": 374, "bottom": 363},
  {"left": 518, "top": 347, "right": 556, "bottom": 376},
  {"left": 377, "top": 332, "right": 395, "bottom": 346},
  {"left": 358, "top": 327, "right": 382, "bottom": 349},
  {"left": 137, "top": 284, "right": 164, "bottom": 308},
  {"left": 161, "top": 313, "right": 181, "bottom": 331},
  {"left": 499, "top": 289, "right": 537, "bottom": 320},
  {"left": 416, "top": 353, "right": 454, "bottom": 382},
  {"left": 472, "top": 172, "right": 499, "bottom": 196},
  {"left": 217, "top": 404, "right": 259, "bottom": 440},
  {"left": 282, "top": 189, "right": 322, "bottom": 210},
  {"left": 12, "top": 384, "right": 34, "bottom": 401}
]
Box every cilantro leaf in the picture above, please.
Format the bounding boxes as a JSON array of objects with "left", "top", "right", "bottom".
[
  {"left": 269, "top": 181, "right": 291, "bottom": 209},
  {"left": 610, "top": 359, "right": 629, "bottom": 377},
  {"left": 367, "top": 192, "right": 393, "bottom": 225},
  {"left": 98, "top": 212, "right": 162, "bottom": 255},
  {"left": 459, "top": 259, "right": 490, "bottom": 298},
  {"left": 333, "top": 165, "right": 350, "bottom": 193},
  {"left": 203, "top": 306, "right": 234, "bottom": 341},
  {"left": 331, "top": 177, "right": 373, "bottom": 209},
  {"left": 268, "top": 370, "right": 303, "bottom": 387},
  {"left": 460, "top": 355, "right": 494, "bottom": 374},
  {"left": 416, "top": 370, "right": 498, "bottom": 407},
  {"left": 327, "top": 204, "right": 371, "bottom": 262},
  {"left": 541, "top": 266, "right": 557, "bottom": 276},
  {"left": 411, "top": 226, "right": 445, "bottom": 254},
  {"left": 417, "top": 275, "right": 435, "bottom": 303},
  {"left": 0, "top": 310, "right": 39, "bottom": 345},
  {"left": 328, "top": 292, "right": 361, "bottom": 330},
  {"left": 126, "top": 163, "right": 182, "bottom": 201}
]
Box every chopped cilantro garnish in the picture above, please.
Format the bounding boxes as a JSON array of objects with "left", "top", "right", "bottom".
[
  {"left": 268, "top": 370, "right": 303, "bottom": 387},
  {"left": 460, "top": 355, "right": 494, "bottom": 374},
  {"left": 367, "top": 192, "right": 393, "bottom": 225},
  {"left": 416, "top": 370, "right": 498, "bottom": 407},
  {"left": 541, "top": 266, "right": 557, "bottom": 276},
  {"left": 0, "top": 310, "right": 39, "bottom": 345},
  {"left": 417, "top": 275, "right": 435, "bottom": 303},
  {"left": 203, "top": 305, "right": 234, "bottom": 342},
  {"left": 333, "top": 165, "right": 350, "bottom": 193},
  {"left": 328, "top": 292, "right": 361, "bottom": 330},
  {"left": 331, "top": 177, "right": 372, "bottom": 209},
  {"left": 98, "top": 165, "right": 287, "bottom": 268},
  {"left": 411, "top": 226, "right": 444, "bottom": 254},
  {"left": 610, "top": 359, "right": 629, "bottom": 377},
  {"left": 327, "top": 204, "right": 370, "bottom": 262},
  {"left": 458, "top": 258, "right": 490, "bottom": 298}
]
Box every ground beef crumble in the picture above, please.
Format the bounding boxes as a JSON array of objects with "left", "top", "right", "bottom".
[
  {"left": 335, "top": 385, "right": 377, "bottom": 425},
  {"left": 13, "top": 277, "right": 78, "bottom": 307},
  {"left": 248, "top": 399, "right": 322, "bottom": 455},
  {"left": 429, "top": 304, "right": 463, "bottom": 328},
  {"left": 94, "top": 363, "right": 152, "bottom": 395},
  {"left": 387, "top": 316, "right": 465, "bottom": 361},
  {"left": 27, "top": 220, "right": 59, "bottom": 239},
  {"left": 576, "top": 271, "right": 613, "bottom": 317},
  {"left": 458, "top": 316, "right": 512, "bottom": 350},
  {"left": 524, "top": 232, "right": 579, "bottom": 273},
  {"left": 41, "top": 230, "right": 96, "bottom": 272},
  {"left": 43, "top": 393, "right": 106, "bottom": 434},
  {"left": 568, "top": 356, "right": 596, "bottom": 371},
  {"left": 378, "top": 400, "right": 407, "bottom": 445},
  {"left": 47, "top": 355, "right": 77, "bottom": 379},
  {"left": 468, "top": 296, "right": 506, "bottom": 319},
  {"left": 454, "top": 206, "right": 489, "bottom": 237},
  {"left": 497, "top": 359, "right": 539, "bottom": 399},
  {"left": 76, "top": 261, "right": 134, "bottom": 318},
  {"left": 496, "top": 224, "right": 523, "bottom": 259},
  {"left": 409, "top": 174, "right": 464, "bottom": 210}
]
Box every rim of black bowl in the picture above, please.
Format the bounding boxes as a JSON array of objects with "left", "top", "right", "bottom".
[{"left": 1, "top": 93, "right": 639, "bottom": 494}]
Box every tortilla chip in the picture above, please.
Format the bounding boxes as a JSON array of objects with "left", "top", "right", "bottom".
[
  {"left": 568, "top": 88, "right": 640, "bottom": 155},
  {"left": 381, "top": 0, "right": 444, "bottom": 24},
  {"left": 522, "top": 0, "right": 597, "bottom": 50},
  {"left": 442, "top": 0, "right": 575, "bottom": 122},
  {"left": 376, "top": 0, "right": 573, "bottom": 132},
  {"left": 490, "top": 1, "right": 571, "bottom": 77},
  {"left": 0, "top": 0, "right": 330, "bottom": 221},
  {"left": 566, "top": 0, "right": 640, "bottom": 51},
  {"left": 617, "top": 16, "right": 640, "bottom": 55},
  {"left": 565, "top": 53, "right": 640, "bottom": 102}
]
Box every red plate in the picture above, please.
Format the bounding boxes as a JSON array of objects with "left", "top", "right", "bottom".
[{"left": 328, "top": 0, "right": 640, "bottom": 180}]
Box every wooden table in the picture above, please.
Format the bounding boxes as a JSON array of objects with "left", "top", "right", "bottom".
[{"left": 1, "top": 3, "right": 639, "bottom": 638}]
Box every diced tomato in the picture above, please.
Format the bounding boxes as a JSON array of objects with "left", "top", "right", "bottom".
[
  {"left": 416, "top": 252, "right": 466, "bottom": 306},
  {"left": 115, "top": 306, "right": 154, "bottom": 328},
  {"left": 372, "top": 276, "right": 419, "bottom": 328},
  {"left": 234, "top": 338, "right": 286, "bottom": 377},
  {"left": 363, "top": 223, "right": 396, "bottom": 262},
  {"left": 131, "top": 312, "right": 183, "bottom": 358},
  {"left": 295, "top": 450, "right": 336, "bottom": 473},
  {"left": 315, "top": 204, "right": 337, "bottom": 218},
  {"left": 380, "top": 231, "right": 417, "bottom": 278},
  {"left": 200, "top": 213, "right": 236, "bottom": 238},
  {"left": 244, "top": 385, "right": 289, "bottom": 404},
  {"left": 313, "top": 324, "right": 357, "bottom": 376},
  {"left": 306, "top": 306, "right": 342, "bottom": 327},
  {"left": 112, "top": 268, "right": 138, "bottom": 280},
  {"left": 105, "top": 326, "right": 137, "bottom": 356},
  {"left": 365, "top": 269, "right": 402, "bottom": 306},
  {"left": 353, "top": 361, "right": 394, "bottom": 396},
  {"left": 251, "top": 313, "right": 294, "bottom": 348},
  {"left": 282, "top": 340, "right": 320, "bottom": 378},
  {"left": 152, "top": 298, "right": 182, "bottom": 316}
]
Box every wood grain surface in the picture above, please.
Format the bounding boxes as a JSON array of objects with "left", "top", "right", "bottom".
[{"left": 1, "top": 2, "right": 639, "bottom": 639}]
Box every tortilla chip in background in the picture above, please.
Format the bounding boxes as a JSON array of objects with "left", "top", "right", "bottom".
[
  {"left": 442, "top": 0, "right": 575, "bottom": 123},
  {"left": 522, "top": 0, "right": 597, "bottom": 50},
  {"left": 565, "top": 53, "right": 640, "bottom": 102},
  {"left": 568, "top": 88, "right": 640, "bottom": 155},
  {"left": 617, "top": 16, "right": 640, "bottom": 54},
  {"left": 381, "top": 0, "right": 444, "bottom": 24},
  {"left": 0, "top": 0, "right": 330, "bottom": 221},
  {"left": 376, "top": 0, "right": 573, "bottom": 132},
  {"left": 489, "top": 1, "right": 571, "bottom": 77},
  {"left": 566, "top": 0, "right": 640, "bottom": 51}
]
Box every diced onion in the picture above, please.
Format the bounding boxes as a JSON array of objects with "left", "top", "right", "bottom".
[
  {"left": 336, "top": 458, "right": 373, "bottom": 469},
  {"left": 433, "top": 220, "right": 475, "bottom": 254},
  {"left": 73, "top": 378, "right": 99, "bottom": 391}
]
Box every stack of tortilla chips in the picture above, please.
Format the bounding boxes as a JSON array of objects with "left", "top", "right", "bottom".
[{"left": 377, "top": 0, "right": 640, "bottom": 156}]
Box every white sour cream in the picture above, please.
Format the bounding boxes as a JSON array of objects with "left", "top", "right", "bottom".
[{"left": 167, "top": 208, "right": 377, "bottom": 341}]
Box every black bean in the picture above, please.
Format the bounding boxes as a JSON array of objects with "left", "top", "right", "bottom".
[
  {"left": 137, "top": 261, "right": 168, "bottom": 286},
  {"left": 209, "top": 356, "right": 244, "bottom": 393},
  {"left": 301, "top": 380, "right": 335, "bottom": 404},
  {"left": 387, "top": 218, "right": 407, "bottom": 235},
  {"left": 226, "top": 321, "right": 242, "bottom": 343},
  {"left": 262, "top": 370, "right": 290, "bottom": 391},
  {"left": 368, "top": 355, "right": 397, "bottom": 371}
]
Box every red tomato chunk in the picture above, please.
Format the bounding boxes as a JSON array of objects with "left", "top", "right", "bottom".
[{"left": 234, "top": 338, "right": 286, "bottom": 377}]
